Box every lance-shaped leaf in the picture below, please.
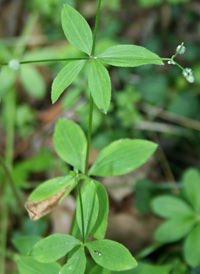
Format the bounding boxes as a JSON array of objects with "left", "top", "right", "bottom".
[
  {"left": 97, "top": 45, "right": 164, "bottom": 67},
  {"left": 76, "top": 181, "right": 99, "bottom": 239},
  {"left": 87, "top": 239, "right": 137, "bottom": 271},
  {"left": 21, "top": 65, "right": 46, "bottom": 99},
  {"left": 151, "top": 195, "right": 194, "bottom": 219},
  {"left": 53, "top": 119, "right": 87, "bottom": 172},
  {"left": 88, "top": 60, "right": 111, "bottom": 114},
  {"left": 29, "top": 234, "right": 81, "bottom": 263},
  {"left": 89, "top": 139, "right": 157, "bottom": 177},
  {"left": 60, "top": 246, "right": 86, "bottom": 274},
  {"left": 184, "top": 223, "right": 200, "bottom": 267},
  {"left": 51, "top": 60, "right": 85, "bottom": 103},
  {"left": 16, "top": 257, "right": 61, "bottom": 274},
  {"left": 155, "top": 218, "right": 196, "bottom": 243},
  {"left": 183, "top": 168, "right": 200, "bottom": 212},
  {"left": 62, "top": 4, "right": 93, "bottom": 55},
  {"left": 25, "top": 175, "right": 76, "bottom": 220},
  {"left": 12, "top": 236, "right": 42, "bottom": 256},
  {"left": 91, "top": 180, "right": 109, "bottom": 239}
]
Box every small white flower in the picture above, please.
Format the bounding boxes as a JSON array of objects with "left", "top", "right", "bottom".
[
  {"left": 168, "top": 60, "right": 175, "bottom": 65},
  {"left": 186, "top": 75, "right": 195, "bottom": 83},
  {"left": 176, "top": 43, "right": 186, "bottom": 55},
  {"left": 8, "top": 59, "right": 20, "bottom": 71},
  {"left": 182, "top": 68, "right": 194, "bottom": 83}
]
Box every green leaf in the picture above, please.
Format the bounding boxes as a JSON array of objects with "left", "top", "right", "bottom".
[
  {"left": 12, "top": 236, "right": 41, "bottom": 256},
  {"left": 76, "top": 181, "right": 99, "bottom": 238},
  {"left": 87, "top": 239, "right": 137, "bottom": 271},
  {"left": 184, "top": 223, "right": 200, "bottom": 267},
  {"left": 29, "top": 233, "right": 81, "bottom": 263},
  {"left": 113, "top": 262, "right": 172, "bottom": 274},
  {"left": 51, "top": 60, "right": 85, "bottom": 103},
  {"left": 62, "top": 4, "right": 93, "bottom": 55},
  {"left": 89, "top": 139, "right": 157, "bottom": 177},
  {"left": 53, "top": 118, "right": 87, "bottom": 172},
  {"left": 91, "top": 180, "right": 109, "bottom": 239},
  {"left": 88, "top": 60, "right": 111, "bottom": 114},
  {"left": 98, "top": 45, "right": 164, "bottom": 67},
  {"left": 25, "top": 176, "right": 76, "bottom": 220},
  {"left": 60, "top": 246, "right": 86, "bottom": 274},
  {"left": 16, "top": 257, "right": 61, "bottom": 274},
  {"left": 20, "top": 65, "right": 46, "bottom": 99},
  {"left": 12, "top": 148, "right": 54, "bottom": 187},
  {"left": 27, "top": 175, "right": 75, "bottom": 203},
  {"left": 183, "top": 168, "right": 200, "bottom": 212},
  {"left": 0, "top": 66, "right": 16, "bottom": 96},
  {"left": 151, "top": 195, "right": 194, "bottom": 219},
  {"left": 61, "top": 87, "right": 82, "bottom": 110},
  {"left": 155, "top": 218, "right": 196, "bottom": 243},
  {"left": 90, "top": 265, "right": 111, "bottom": 274}
]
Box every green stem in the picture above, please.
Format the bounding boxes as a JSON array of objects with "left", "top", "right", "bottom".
[
  {"left": 75, "top": 0, "right": 101, "bottom": 245},
  {"left": 84, "top": 0, "right": 101, "bottom": 175},
  {"left": 0, "top": 88, "right": 16, "bottom": 274},
  {"left": 5, "top": 88, "right": 16, "bottom": 168},
  {"left": 0, "top": 204, "right": 8, "bottom": 274},
  {"left": 77, "top": 181, "right": 85, "bottom": 243},
  {"left": 0, "top": 157, "right": 22, "bottom": 210},
  {"left": 84, "top": 95, "right": 94, "bottom": 175},
  {"left": 14, "top": 12, "right": 39, "bottom": 58},
  {"left": 91, "top": 0, "right": 102, "bottom": 56},
  {"left": 0, "top": 57, "right": 89, "bottom": 66}
]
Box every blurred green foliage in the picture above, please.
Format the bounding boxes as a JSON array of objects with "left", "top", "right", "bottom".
[{"left": 0, "top": 0, "right": 200, "bottom": 272}]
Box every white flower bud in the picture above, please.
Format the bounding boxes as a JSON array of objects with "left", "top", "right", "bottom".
[
  {"left": 182, "top": 68, "right": 194, "bottom": 83},
  {"left": 8, "top": 59, "right": 20, "bottom": 71},
  {"left": 176, "top": 44, "right": 186, "bottom": 55},
  {"left": 168, "top": 60, "right": 175, "bottom": 65},
  {"left": 186, "top": 75, "right": 195, "bottom": 83}
]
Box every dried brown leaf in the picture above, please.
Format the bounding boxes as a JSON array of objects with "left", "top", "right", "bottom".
[{"left": 25, "top": 187, "right": 68, "bottom": 221}]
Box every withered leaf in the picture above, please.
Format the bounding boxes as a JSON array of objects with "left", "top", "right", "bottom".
[{"left": 25, "top": 186, "right": 69, "bottom": 221}]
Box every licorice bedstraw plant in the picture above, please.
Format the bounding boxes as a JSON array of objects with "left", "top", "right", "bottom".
[{"left": 0, "top": 0, "right": 194, "bottom": 273}]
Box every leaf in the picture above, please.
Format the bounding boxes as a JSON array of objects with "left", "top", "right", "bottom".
[
  {"left": 0, "top": 66, "right": 16, "bottom": 96},
  {"left": 16, "top": 257, "right": 61, "bottom": 274},
  {"left": 112, "top": 262, "right": 172, "bottom": 274},
  {"left": 20, "top": 65, "right": 46, "bottom": 99},
  {"left": 87, "top": 239, "right": 137, "bottom": 271},
  {"left": 90, "top": 265, "right": 111, "bottom": 274},
  {"left": 97, "top": 45, "right": 164, "bottom": 67},
  {"left": 61, "top": 4, "right": 93, "bottom": 55},
  {"left": 60, "top": 246, "right": 86, "bottom": 274},
  {"left": 51, "top": 60, "right": 85, "bottom": 103},
  {"left": 76, "top": 181, "right": 99, "bottom": 238},
  {"left": 29, "top": 233, "right": 81, "bottom": 263},
  {"left": 25, "top": 176, "right": 76, "bottom": 221},
  {"left": 61, "top": 87, "right": 82, "bottom": 110},
  {"left": 184, "top": 223, "right": 200, "bottom": 267},
  {"left": 27, "top": 175, "right": 75, "bottom": 203},
  {"left": 53, "top": 118, "right": 87, "bottom": 172},
  {"left": 88, "top": 60, "right": 111, "bottom": 114},
  {"left": 91, "top": 180, "right": 109, "bottom": 239},
  {"left": 89, "top": 139, "right": 157, "bottom": 177},
  {"left": 12, "top": 236, "right": 41, "bottom": 256},
  {"left": 183, "top": 168, "right": 200, "bottom": 212},
  {"left": 151, "top": 195, "right": 194, "bottom": 219},
  {"left": 155, "top": 218, "right": 196, "bottom": 243}
]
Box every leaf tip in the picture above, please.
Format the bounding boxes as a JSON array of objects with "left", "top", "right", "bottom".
[{"left": 51, "top": 86, "right": 57, "bottom": 104}]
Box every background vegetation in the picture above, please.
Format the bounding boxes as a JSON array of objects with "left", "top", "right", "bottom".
[{"left": 0, "top": 0, "right": 200, "bottom": 273}]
